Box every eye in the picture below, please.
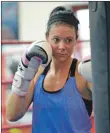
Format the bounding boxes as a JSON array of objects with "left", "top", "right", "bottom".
[
  {"left": 52, "top": 37, "right": 60, "bottom": 44},
  {"left": 65, "top": 38, "right": 73, "bottom": 44}
]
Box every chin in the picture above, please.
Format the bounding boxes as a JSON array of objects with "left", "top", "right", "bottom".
[{"left": 57, "top": 56, "right": 70, "bottom": 62}]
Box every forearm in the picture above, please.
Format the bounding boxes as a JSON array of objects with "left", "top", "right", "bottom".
[
  {"left": 6, "top": 93, "right": 27, "bottom": 121},
  {"left": 6, "top": 78, "right": 35, "bottom": 122},
  {"left": 6, "top": 41, "right": 52, "bottom": 121}
]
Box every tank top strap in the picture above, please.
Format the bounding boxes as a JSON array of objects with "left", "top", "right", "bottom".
[
  {"left": 42, "top": 61, "right": 51, "bottom": 75},
  {"left": 69, "top": 58, "right": 77, "bottom": 77}
]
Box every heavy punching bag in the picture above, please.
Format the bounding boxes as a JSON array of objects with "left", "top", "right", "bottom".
[{"left": 89, "top": 2, "right": 110, "bottom": 133}]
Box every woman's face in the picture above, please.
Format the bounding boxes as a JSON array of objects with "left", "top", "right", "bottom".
[{"left": 46, "top": 24, "right": 77, "bottom": 62}]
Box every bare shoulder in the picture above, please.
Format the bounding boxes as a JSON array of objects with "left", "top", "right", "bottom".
[{"left": 75, "top": 60, "right": 92, "bottom": 100}]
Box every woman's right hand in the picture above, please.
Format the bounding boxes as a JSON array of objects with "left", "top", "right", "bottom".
[
  {"left": 12, "top": 41, "right": 52, "bottom": 96},
  {"left": 6, "top": 41, "right": 52, "bottom": 121}
]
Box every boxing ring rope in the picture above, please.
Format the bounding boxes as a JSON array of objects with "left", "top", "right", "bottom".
[
  {"left": 1, "top": 39, "right": 90, "bottom": 44},
  {"left": 1, "top": 40, "right": 95, "bottom": 133},
  {"left": 1, "top": 40, "right": 33, "bottom": 44}
]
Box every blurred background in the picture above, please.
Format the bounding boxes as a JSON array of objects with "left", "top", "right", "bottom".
[{"left": 1, "top": 1, "right": 94, "bottom": 133}]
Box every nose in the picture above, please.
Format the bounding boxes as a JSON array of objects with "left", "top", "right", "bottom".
[{"left": 58, "top": 41, "right": 66, "bottom": 50}]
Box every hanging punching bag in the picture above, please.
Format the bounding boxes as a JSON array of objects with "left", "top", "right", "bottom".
[{"left": 89, "top": 2, "right": 110, "bottom": 133}]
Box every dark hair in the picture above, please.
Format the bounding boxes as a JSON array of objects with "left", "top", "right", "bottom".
[{"left": 46, "top": 6, "right": 79, "bottom": 39}]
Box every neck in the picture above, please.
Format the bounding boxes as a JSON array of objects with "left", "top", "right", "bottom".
[{"left": 50, "top": 57, "right": 72, "bottom": 73}]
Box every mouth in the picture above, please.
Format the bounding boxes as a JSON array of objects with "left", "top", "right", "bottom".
[{"left": 59, "top": 53, "right": 67, "bottom": 56}]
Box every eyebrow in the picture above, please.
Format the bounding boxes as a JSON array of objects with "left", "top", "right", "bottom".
[
  {"left": 52, "top": 36, "right": 74, "bottom": 39},
  {"left": 65, "top": 37, "right": 74, "bottom": 39}
]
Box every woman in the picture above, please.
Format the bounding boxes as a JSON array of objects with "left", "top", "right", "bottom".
[{"left": 6, "top": 6, "right": 92, "bottom": 133}]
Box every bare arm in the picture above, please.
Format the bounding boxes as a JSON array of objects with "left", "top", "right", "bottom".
[
  {"left": 6, "top": 41, "right": 52, "bottom": 121},
  {"left": 76, "top": 61, "right": 92, "bottom": 100},
  {"left": 6, "top": 66, "right": 44, "bottom": 121}
]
